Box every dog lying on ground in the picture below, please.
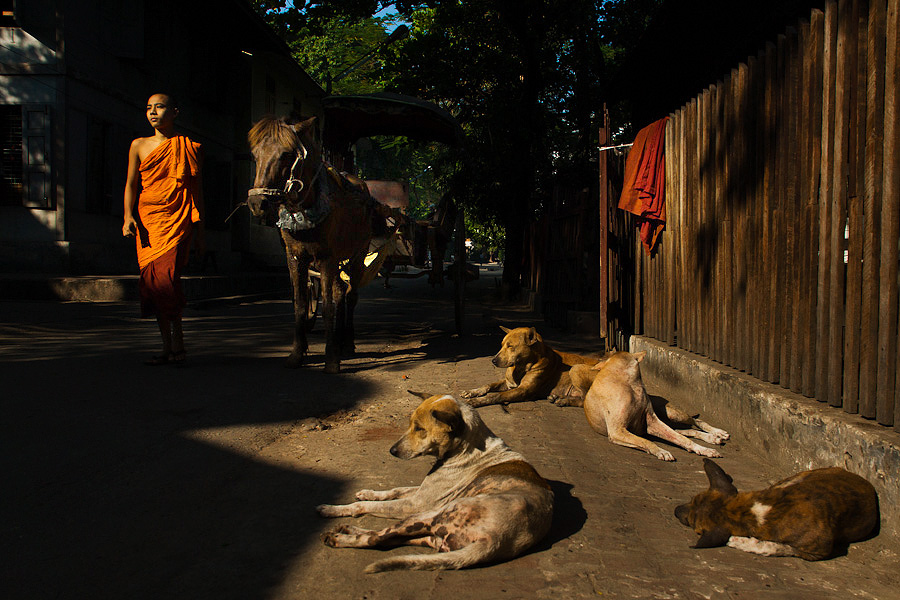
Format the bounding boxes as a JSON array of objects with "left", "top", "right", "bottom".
[
  {"left": 573, "top": 351, "right": 723, "bottom": 460},
  {"left": 461, "top": 326, "right": 604, "bottom": 407},
  {"left": 566, "top": 352, "right": 729, "bottom": 449},
  {"left": 675, "top": 458, "right": 879, "bottom": 560},
  {"left": 461, "top": 327, "right": 728, "bottom": 446},
  {"left": 316, "top": 391, "right": 554, "bottom": 572}
]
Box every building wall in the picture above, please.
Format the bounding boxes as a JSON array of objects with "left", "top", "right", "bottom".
[{"left": 0, "top": 0, "right": 324, "bottom": 273}]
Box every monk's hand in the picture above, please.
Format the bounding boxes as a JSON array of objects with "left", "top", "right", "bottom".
[{"left": 122, "top": 216, "right": 137, "bottom": 238}]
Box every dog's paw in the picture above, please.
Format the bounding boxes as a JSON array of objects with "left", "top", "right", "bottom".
[
  {"left": 707, "top": 428, "right": 730, "bottom": 444},
  {"left": 322, "top": 528, "right": 351, "bottom": 547},
  {"left": 655, "top": 449, "right": 676, "bottom": 461},
  {"left": 461, "top": 387, "right": 488, "bottom": 399},
  {"left": 355, "top": 489, "right": 378, "bottom": 501},
  {"left": 694, "top": 446, "right": 723, "bottom": 458},
  {"left": 316, "top": 503, "right": 345, "bottom": 518}
]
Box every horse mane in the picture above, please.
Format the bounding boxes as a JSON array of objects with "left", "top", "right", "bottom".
[{"left": 248, "top": 116, "right": 304, "bottom": 151}]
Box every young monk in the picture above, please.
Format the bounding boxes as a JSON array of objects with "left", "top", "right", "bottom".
[{"left": 123, "top": 93, "right": 205, "bottom": 365}]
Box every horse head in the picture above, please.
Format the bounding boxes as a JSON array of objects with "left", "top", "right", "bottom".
[{"left": 247, "top": 115, "right": 321, "bottom": 220}]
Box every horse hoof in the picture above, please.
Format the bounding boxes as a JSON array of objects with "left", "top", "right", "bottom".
[
  {"left": 285, "top": 354, "right": 305, "bottom": 368},
  {"left": 324, "top": 362, "right": 340, "bottom": 374}
]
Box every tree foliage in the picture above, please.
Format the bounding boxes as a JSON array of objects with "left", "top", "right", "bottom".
[{"left": 251, "top": 0, "right": 660, "bottom": 296}]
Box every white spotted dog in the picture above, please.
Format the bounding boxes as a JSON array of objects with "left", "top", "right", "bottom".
[
  {"left": 675, "top": 458, "right": 879, "bottom": 560},
  {"left": 316, "top": 391, "right": 554, "bottom": 573}
]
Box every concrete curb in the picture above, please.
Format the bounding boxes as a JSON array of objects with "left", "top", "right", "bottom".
[
  {"left": 631, "top": 335, "right": 900, "bottom": 540},
  {"left": 0, "top": 272, "right": 289, "bottom": 303}
]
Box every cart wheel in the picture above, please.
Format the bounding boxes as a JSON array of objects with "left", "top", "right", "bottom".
[{"left": 305, "top": 275, "right": 321, "bottom": 332}]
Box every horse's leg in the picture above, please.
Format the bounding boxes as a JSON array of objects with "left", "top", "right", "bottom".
[
  {"left": 333, "top": 274, "right": 350, "bottom": 357},
  {"left": 284, "top": 245, "right": 309, "bottom": 368},
  {"left": 342, "top": 256, "right": 365, "bottom": 357},
  {"left": 321, "top": 265, "right": 341, "bottom": 374}
]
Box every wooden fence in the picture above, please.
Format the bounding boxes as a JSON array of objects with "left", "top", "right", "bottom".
[{"left": 637, "top": 0, "right": 900, "bottom": 430}]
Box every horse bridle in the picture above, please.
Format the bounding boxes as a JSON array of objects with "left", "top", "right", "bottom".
[{"left": 247, "top": 140, "right": 323, "bottom": 205}]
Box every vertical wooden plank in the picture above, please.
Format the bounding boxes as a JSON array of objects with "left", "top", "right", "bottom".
[
  {"left": 716, "top": 74, "right": 737, "bottom": 366},
  {"left": 796, "top": 20, "right": 814, "bottom": 395},
  {"left": 665, "top": 114, "right": 677, "bottom": 345},
  {"left": 697, "top": 89, "right": 709, "bottom": 357},
  {"left": 772, "top": 33, "right": 789, "bottom": 386},
  {"left": 827, "top": 0, "right": 851, "bottom": 408},
  {"left": 879, "top": 0, "right": 900, "bottom": 427},
  {"left": 816, "top": 1, "right": 838, "bottom": 401},
  {"left": 786, "top": 28, "right": 804, "bottom": 394},
  {"left": 843, "top": 0, "right": 865, "bottom": 414},
  {"left": 777, "top": 30, "right": 796, "bottom": 389},
  {"left": 678, "top": 106, "right": 690, "bottom": 350},
  {"left": 739, "top": 62, "right": 754, "bottom": 374},
  {"left": 730, "top": 69, "right": 746, "bottom": 370},
  {"left": 750, "top": 53, "right": 765, "bottom": 378},
  {"left": 598, "top": 106, "right": 610, "bottom": 344},
  {"left": 757, "top": 45, "right": 774, "bottom": 383},
  {"left": 707, "top": 84, "right": 721, "bottom": 363},
  {"left": 691, "top": 97, "right": 702, "bottom": 355},
  {"left": 802, "top": 10, "right": 826, "bottom": 398},
  {"left": 764, "top": 41, "right": 780, "bottom": 383},
  {"left": 859, "top": 0, "right": 886, "bottom": 418}
]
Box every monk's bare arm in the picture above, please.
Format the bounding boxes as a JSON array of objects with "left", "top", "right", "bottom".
[{"left": 122, "top": 139, "right": 141, "bottom": 237}]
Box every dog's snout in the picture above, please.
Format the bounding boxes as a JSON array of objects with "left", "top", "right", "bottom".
[
  {"left": 491, "top": 354, "right": 500, "bottom": 367},
  {"left": 389, "top": 443, "right": 400, "bottom": 457}
]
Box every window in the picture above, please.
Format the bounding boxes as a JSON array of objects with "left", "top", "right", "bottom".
[
  {"left": 1, "top": 0, "right": 17, "bottom": 27},
  {"left": 0, "top": 106, "right": 23, "bottom": 205},
  {"left": 0, "top": 105, "right": 52, "bottom": 208}
]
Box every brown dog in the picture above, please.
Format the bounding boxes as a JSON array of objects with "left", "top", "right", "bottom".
[
  {"left": 316, "top": 392, "right": 554, "bottom": 572},
  {"left": 461, "top": 326, "right": 601, "bottom": 407},
  {"left": 574, "top": 351, "right": 723, "bottom": 460},
  {"left": 675, "top": 459, "right": 879, "bottom": 560}
]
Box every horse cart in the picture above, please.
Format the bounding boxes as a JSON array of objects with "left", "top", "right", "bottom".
[{"left": 246, "top": 93, "right": 468, "bottom": 372}]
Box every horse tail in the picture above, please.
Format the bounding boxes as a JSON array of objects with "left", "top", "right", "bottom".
[{"left": 364, "top": 542, "right": 495, "bottom": 573}]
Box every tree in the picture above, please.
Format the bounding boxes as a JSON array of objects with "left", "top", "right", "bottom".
[{"left": 252, "top": 0, "right": 661, "bottom": 299}]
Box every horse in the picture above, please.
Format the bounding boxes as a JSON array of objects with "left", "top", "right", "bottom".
[{"left": 247, "top": 115, "right": 388, "bottom": 373}]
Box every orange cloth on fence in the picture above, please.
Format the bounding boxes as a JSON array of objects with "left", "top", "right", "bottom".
[
  {"left": 618, "top": 117, "right": 668, "bottom": 254},
  {"left": 135, "top": 135, "right": 201, "bottom": 270}
]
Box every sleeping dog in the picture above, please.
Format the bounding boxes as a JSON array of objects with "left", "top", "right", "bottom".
[
  {"left": 676, "top": 459, "right": 879, "bottom": 560},
  {"left": 316, "top": 391, "right": 554, "bottom": 572}
]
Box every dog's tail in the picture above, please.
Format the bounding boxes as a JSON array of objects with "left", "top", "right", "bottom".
[{"left": 364, "top": 542, "right": 495, "bottom": 573}]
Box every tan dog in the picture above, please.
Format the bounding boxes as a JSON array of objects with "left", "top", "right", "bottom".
[
  {"left": 675, "top": 459, "right": 879, "bottom": 560},
  {"left": 461, "top": 326, "right": 600, "bottom": 407},
  {"left": 574, "top": 351, "right": 722, "bottom": 460},
  {"left": 566, "top": 357, "right": 729, "bottom": 447},
  {"left": 316, "top": 392, "right": 554, "bottom": 572}
]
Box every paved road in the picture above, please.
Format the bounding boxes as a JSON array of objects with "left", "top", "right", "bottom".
[{"left": 2, "top": 268, "right": 897, "bottom": 599}]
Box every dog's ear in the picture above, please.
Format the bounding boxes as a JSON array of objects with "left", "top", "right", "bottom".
[
  {"left": 632, "top": 351, "right": 647, "bottom": 362},
  {"left": 693, "top": 527, "right": 731, "bottom": 549},
  {"left": 407, "top": 390, "right": 431, "bottom": 400},
  {"left": 430, "top": 398, "right": 465, "bottom": 436},
  {"left": 525, "top": 327, "right": 543, "bottom": 346},
  {"left": 500, "top": 326, "right": 512, "bottom": 334},
  {"left": 703, "top": 458, "right": 738, "bottom": 496}
]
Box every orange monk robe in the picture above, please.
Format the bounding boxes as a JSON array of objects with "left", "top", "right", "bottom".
[
  {"left": 135, "top": 135, "right": 202, "bottom": 270},
  {"left": 134, "top": 135, "right": 201, "bottom": 317},
  {"left": 618, "top": 117, "right": 668, "bottom": 254}
]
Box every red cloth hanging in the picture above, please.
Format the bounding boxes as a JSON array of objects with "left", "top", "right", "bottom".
[{"left": 618, "top": 117, "right": 668, "bottom": 254}]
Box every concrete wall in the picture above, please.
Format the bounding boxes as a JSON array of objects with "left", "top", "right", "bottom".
[{"left": 631, "top": 335, "right": 900, "bottom": 540}]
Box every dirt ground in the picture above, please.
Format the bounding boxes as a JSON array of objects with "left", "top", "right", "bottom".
[{"left": 2, "top": 266, "right": 898, "bottom": 599}]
